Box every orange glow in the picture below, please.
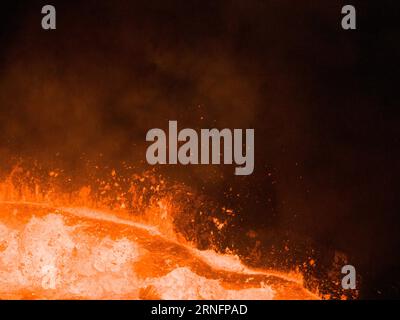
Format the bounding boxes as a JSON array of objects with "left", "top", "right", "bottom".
[{"left": 0, "top": 165, "right": 320, "bottom": 300}]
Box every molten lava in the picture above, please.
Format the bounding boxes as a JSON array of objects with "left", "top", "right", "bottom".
[{"left": 0, "top": 165, "right": 319, "bottom": 300}]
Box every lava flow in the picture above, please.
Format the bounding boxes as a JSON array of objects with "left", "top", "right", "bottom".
[{"left": 0, "top": 165, "right": 319, "bottom": 300}]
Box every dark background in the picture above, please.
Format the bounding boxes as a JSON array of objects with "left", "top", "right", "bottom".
[{"left": 0, "top": 0, "right": 399, "bottom": 298}]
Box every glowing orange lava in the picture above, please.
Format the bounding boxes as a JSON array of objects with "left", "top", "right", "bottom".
[{"left": 0, "top": 165, "right": 319, "bottom": 300}]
